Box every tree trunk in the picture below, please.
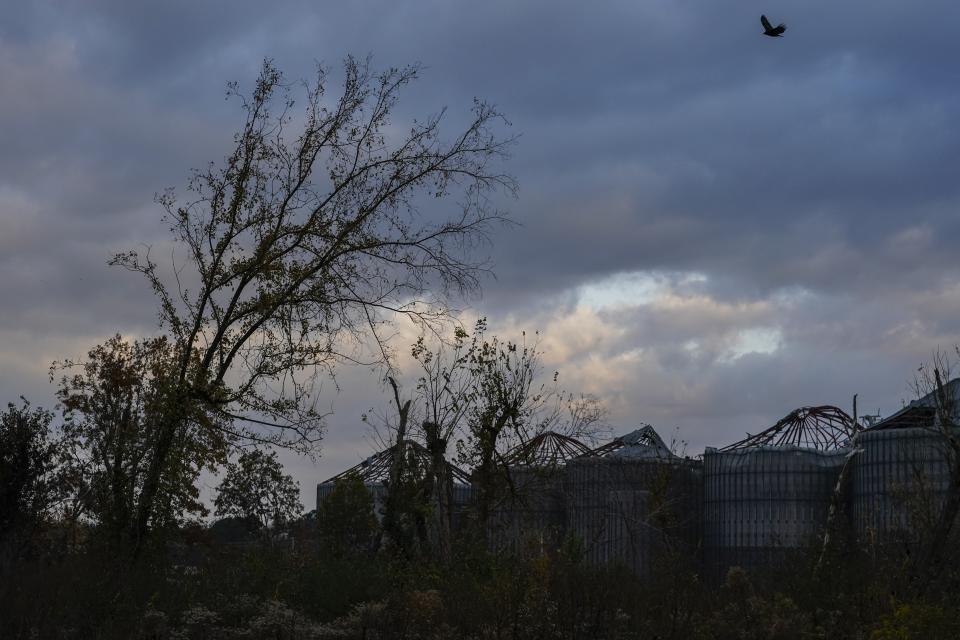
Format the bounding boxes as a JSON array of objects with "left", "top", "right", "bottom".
[
  {"left": 471, "top": 414, "right": 508, "bottom": 537},
  {"left": 423, "top": 421, "right": 451, "bottom": 561},
  {"left": 131, "top": 398, "right": 187, "bottom": 557},
  {"left": 381, "top": 378, "right": 410, "bottom": 553}
]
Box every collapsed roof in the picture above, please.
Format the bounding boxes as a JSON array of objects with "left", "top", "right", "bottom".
[
  {"left": 869, "top": 405, "right": 937, "bottom": 430},
  {"left": 901, "top": 377, "right": 960, "bottom": 421},
  {"left": 720, "top": 405, "right": 857, "bottom": 451},
  {"left": 868, "top": 378, "right": 960, "bottom": 430},
  {"left": 319, "top": 439, "right": 471, "bottom": 485},
  {"left": 591, "top": 424, "right": 676, "bottom": 459},
  {"left": 501, "top": 431, "right": 592, "bottom": 467}
]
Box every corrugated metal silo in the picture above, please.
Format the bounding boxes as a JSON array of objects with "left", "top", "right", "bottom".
[
  {"left": 703, "top": 406, "right": 857, "bottom": 580},
  {"left": 566, "top": 425, "right": 702, "bottom": 578},
  {"left": 488, "top": 431, "right": 592, "bottom": 552},
  {"left": 850, "top": 400, "right": 958, "bottom": 546}
]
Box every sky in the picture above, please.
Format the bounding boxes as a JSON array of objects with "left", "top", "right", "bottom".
[{"left": 3, "top": 1, "right": 960, "bottom": 510}]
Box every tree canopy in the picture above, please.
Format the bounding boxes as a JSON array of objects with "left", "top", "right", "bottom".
[
  {"left": 105, "top": 58, "right": 515, "bottom": 547},
  {"left": 215, "top": 448, "right": 302, "bottom": 531}
]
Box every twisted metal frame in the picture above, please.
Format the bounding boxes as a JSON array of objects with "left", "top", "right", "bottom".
[
  {"left": 502, "top": 431, "right": 592, "bottom": 467},
  {"left": 321, "top": 439, "right": 471, "bottom": 484},
  {"left": 720, "top": 405, "right": 858, "bottom": 451},
  {"left": 590, "top": 424, "right": 673, "bottom": 458}
]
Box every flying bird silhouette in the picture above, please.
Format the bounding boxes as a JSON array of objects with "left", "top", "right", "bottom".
[{"left": 761, "top": 15, "right": 786, "bottom": 37}]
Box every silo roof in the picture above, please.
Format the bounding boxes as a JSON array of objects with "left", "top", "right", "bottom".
[
  {"left": 905, "top": 377, "right": 960, "bottom": 418},
  {"left": 720, "top": 405, "right": 857, "bottom": 451},
  {"left": 866, "top": 376, "right": 960, "bottom": 430},
  {"left": 501, "top": 431, "right": 592, "bottom": 466},
  {"left": 319, "top": 439, "right": 471, "bottom": 485},
  {"left": 868, "top": 405, "right": 936, "bottom": 431},
  {"left": 590, "top": 424, "right": 676, "bottom": 459}
]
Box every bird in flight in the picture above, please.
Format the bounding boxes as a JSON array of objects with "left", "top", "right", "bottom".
[{"left": 761, "top": 15, "right": 786, "bottom": 37}]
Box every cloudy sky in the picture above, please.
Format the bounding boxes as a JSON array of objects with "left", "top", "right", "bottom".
[{"left": 3, "top": 1, "right": 960, "bottom": 508}]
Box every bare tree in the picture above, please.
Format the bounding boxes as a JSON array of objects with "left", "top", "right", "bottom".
[
  {"left": 412, "top": 323, "right": 480, "bottom": 558},
  {"left": 363, "top": 326, "right": 479, "bottom": 557},
  {"left": 398, "top": 320, "right": 552, "bottom": 548},
  {"left": 464, "top": 330, "right": 550, "bottom": 530},
  {"left": 911, "top": 350, "right": 960, "bottom": 584},
  {"left": 369, "top": 321, "right": 608, "bottom": 555},
  {"left": 379, "top": 375, "right": 416, "bottom": 552},
  {"left": 109, "top": 57, "right": 515, "bottom": 551}
]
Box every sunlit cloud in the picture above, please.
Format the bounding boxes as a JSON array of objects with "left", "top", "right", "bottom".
[
  {"left": 575, "top": 270, "right": 708, "bottom": 312},
  {"left": 720, "top": 327, "right": 783, "bottom": 363}
]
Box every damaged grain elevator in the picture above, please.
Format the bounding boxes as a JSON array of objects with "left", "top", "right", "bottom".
[
  {"left": 703, "top": 406, "right": 858, "bottom": 579},
  {"left": 566, "top": 425, "right": 703, "bottom": 578}
]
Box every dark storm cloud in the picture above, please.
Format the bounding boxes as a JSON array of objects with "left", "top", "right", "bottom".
[
  {"left": 3, "top": 1, "right": 960, "bottom": 504},
  {"left": 0, "top": 39, "right": 226, "bottom": 339}
]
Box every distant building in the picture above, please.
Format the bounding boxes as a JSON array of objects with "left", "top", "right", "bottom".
[{"left": 314, "top": 380, "right": 960, "bottom": 579}]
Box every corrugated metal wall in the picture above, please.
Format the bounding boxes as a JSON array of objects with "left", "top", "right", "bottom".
[
  {"left": 565, "top": 458, "right": 702, "bottom": 576},
  {"left": 602, "top": 490, "right": 655, "bottom": 578},
  {"left": 451, "top": 483, "right": 475, "bottom": 534},
  {"left": 703, "top": 446, "right": 847, "bottom": 579},
  {"left": 850, "top": 427, "right": 955, "bottom": 544},
  {"left": 488, "top": 467, "right": 566, "bottom": 552},
  {"left": 316, "top": 482, "right": 333, "bottom": 510}
]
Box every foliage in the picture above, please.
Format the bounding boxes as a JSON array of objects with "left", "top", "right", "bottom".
[
  {"left": 700, "top": 567, "right": 817, "bottom": 640},
  {"left": 460, "top": 325, "right": 560, "bottom": 529},
  {"left": 209, "top": 515, "right": 262, "bottom": 544},
  {"left": 6, "top": 517, "right": 960, "bottom": 639},
  {"left": 54, "top": 335, "right": 226, "bottom": 545},
  {"left": 215, "top": 448, "right": 303, "bottom": 531},
  {"left": 316, "top": 474, "right": 379, "bottom": 556},
  {"left": 870, "top": 601, "right": 960, "bottom": 640},
  {"left": 0, "top": 400, "right": 61, "bottom": 557}
]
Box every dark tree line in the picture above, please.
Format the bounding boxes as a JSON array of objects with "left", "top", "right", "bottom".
[{"left": 0, "top": 401, "right": 61, "bottom": 561}]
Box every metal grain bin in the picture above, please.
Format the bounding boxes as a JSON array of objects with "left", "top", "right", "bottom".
[
  {"left": 703, "top": 406, "right": 857, "bottom": 580},
  {"left": 566, "top": 425, "right": 703, "bottom": 578},
  {"left": 488, "top": 431, "right": 592, "bottom": 553},
  {"left": 850, "top": 405, "right": 956, "bottom": 545},
  {"left": 451, "top": 483, "right": 475, "bottom": 534}
]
